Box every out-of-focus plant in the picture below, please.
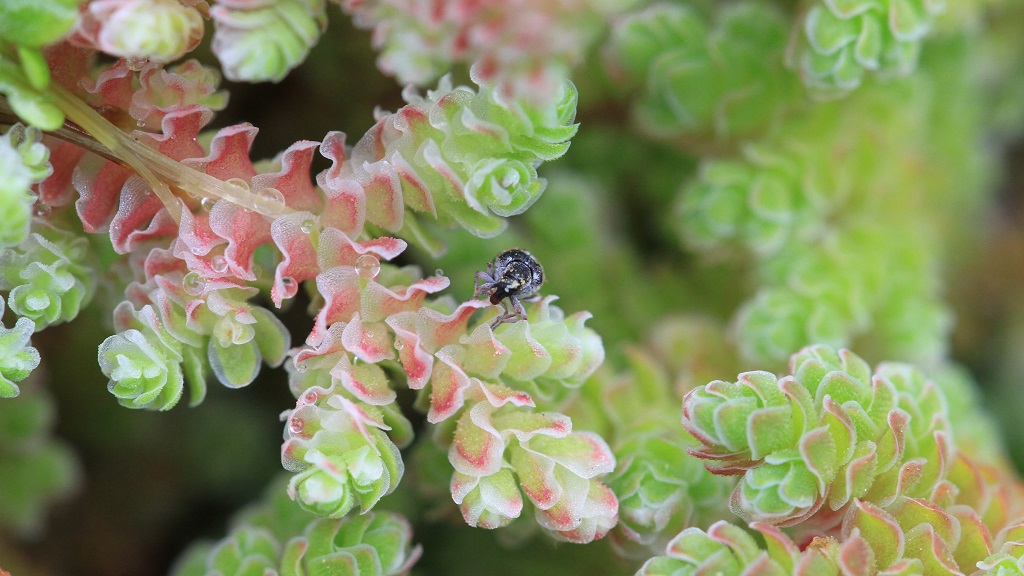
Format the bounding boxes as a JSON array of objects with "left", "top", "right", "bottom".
[{"left": 2, "top": 0, "right": 1024, "bottom": 574}]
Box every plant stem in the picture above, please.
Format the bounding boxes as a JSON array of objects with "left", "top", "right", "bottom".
[{"left": 9, "top": 87, "right": 295, "bottom": 221}]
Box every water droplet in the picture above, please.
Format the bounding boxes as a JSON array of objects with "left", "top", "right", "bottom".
[
  {"left": 355, "top": 254, "right": 381, "bottom": 279},
  {"left": 394, "top": 340, "right": 405, "bottom": 351},
  {"left": 435, "top": 268, "right": 444, "bottom": 277},
  {"left": 289, "top": 418, "right": 304, "bottom": 434},
  {"left": 182, "top": 272, "right": 206, "bottom": 296},
  {"left": 366, "top": 330, "right": 376, "bottom": 339},
  {"left": 281, "top": 276, "right": 297, "bottom": 292},
  {"left": 255, "top": 187, "right": 286, "bottom": 214},
  {"left": 211, "top": 255, "right": 228, "bottom": 274},
  {"left": 303, "top": 391, "right": 318, "bottom": 404},
  {"left": 226, "top": 178, "right": 250, "bottom": 192},
  {"left": 125, "top": 57, "right": 149, "bottom": 71},
  {"left": 300, "top": 219, "right": 316, "bottom": 234},
  {"left": 33, "top": 203, "right": 51, "bottom": 217},
  {"left": 200, "top": 197, "right": 216, "bottom": 211}
]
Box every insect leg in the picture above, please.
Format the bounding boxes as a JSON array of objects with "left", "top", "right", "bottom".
[
  {"left": 511, "top": 296, "right": 528, "bottom": 322},
  {"left": 491, "top": 297, "right": 528, "bottom": 328},
  {"left": 490, "top": 298, "right": 523, "bottom": 329},
  {"left": 474, "top": 271, "right": 495, "bottom": 298}
]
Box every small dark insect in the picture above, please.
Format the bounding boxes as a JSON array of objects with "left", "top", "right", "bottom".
[{"left": 474, "top": 248, "right": 545, "bottom": 329}]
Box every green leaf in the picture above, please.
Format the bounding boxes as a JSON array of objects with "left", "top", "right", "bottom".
[
  {"left": 252, "top": 306, "right": 290, "bottom": 368},
  {"left": 853, "top": 15, "right": 883, "bottom": 69},
  {"left": 208, "top": 338, "right": 261, "bottom": 388},
  {"left": 805, "top": 6, "right": 860, "bottom": 55},
  {"left": 16, "top": 46, "right": 51, "bottom": 91},
  {"left": 0, "top": 60, "right": 64, "bottom": 130},
  {"left": 825, "top": 0, "right": 883, "bottom": 18},
  {"left": 0, "top": 0, "right": 82, "bottom": 46},
  {"left": 182, "top": 344, "right": 208, "bottom": 407}
]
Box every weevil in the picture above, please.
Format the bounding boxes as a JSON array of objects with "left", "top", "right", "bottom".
[{"left": 474, "top": 249, "right": 544, "bottom": 329}]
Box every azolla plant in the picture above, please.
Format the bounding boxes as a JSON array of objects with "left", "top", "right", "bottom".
[{"left": 2, "top": 0, "right": 1024, "bottom": 575}]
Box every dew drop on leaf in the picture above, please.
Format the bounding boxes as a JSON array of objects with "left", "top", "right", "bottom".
[
  {"left": 211, "top": 255, "right": 228, "bottom": 273},
  {"left": 126, "top": 57, "right": 149, "bottom": 71},
  {"left": 201, "top": 197, "right": 216, "bottom": 211},
  {"left": 225, "top": 178, "right": 250, "bottom": 192},
  {"left": 255, "top": 187, "right": 286, "bottom": 214},
  {"left": 300, "top": 219, "right": 316, "bottom": 234},
  {"left": 355, "top": 254, "right": 381, "bottom": 279},
  {"left": 182, "top": 272, "right": 205, "bottom": 296}
]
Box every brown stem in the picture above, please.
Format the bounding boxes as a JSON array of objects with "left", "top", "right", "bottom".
[{"left": 0, "top": 101, "right": 129, "bottom": 168}]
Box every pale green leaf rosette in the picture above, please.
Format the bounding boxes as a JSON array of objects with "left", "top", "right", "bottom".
[
  {"left": 637, "top": 522, "right": 776, "bottom": 576},
  {"left": 511, "top": 429, "right": 619, "bottom": 544},
  {"left": 676, "top": 70, "right": 969, "bottom": 366},
  {"left": 796, "top": 0, "right": 945, "bottom": 96},
  {"left": 84, "top": 0, "right": 205, "bottom": 63},
  {"left": 639, "top": 501, "right": 968, "bottom": 576},
  {"left": 345, "top": 78, "right": 578, "bottom": 242},
  {"left": 463, "top": 158, "right": 543, "bottom": 219},
  {"left": 0, "top": 314, "right": 40, "bottom": 398},
  {"left": 342, "top": 0, "right": 607, "bottom": 105},
  {"left": 282, "top": 391, "right": 404, "bottom": 518},
  {"left": 609, "top": 423, "right": 732, "bottom": 557},
  {"left": 730, "top": 224, "right": 947, "bottom": 366},
  {"left": 734, "top": 287, "right": 860, "bottom": 365},
  {"left": 387, "top": 295, "right": 602, "bottom": 423},
  {"left": 173, "top": 480, "right": 420, "bottom": 576},
  {"left": 178, "top": 526, "right": 280, "bottom": 576},
  {"left": 449, "top": 403, "right": 618, "bottom": 543},
  {"left": 490, "top": 297, "right": 605, "bottom": 407},
  {"left": 117, "top": 258, "right": 292, "bottom": 409},
  {"left": 386, "top": 293, "right": 612, "bottom": 541},
  {"left": 0, "top": 227, "right": 94, "bottom": 331},
  {"left": 609, "top": 2, "right": 799, "bottom": 141},
  {"left": 579, "top": 350, "right": 732, "bottom": 557},
  {"left": 232, "top": 475, "right": 322, "bottom": 544},
  {"left": 678, "top": 147, "right": 824, "bottom": 257},
  {"left": 99, "top": 302, "right": 186, "bottom": 411},
  {"left": 0, "top": 124, "right": 51, "bottom": 248},
  {"left": 190, "top": 286, "right": 291, "bottom": 389},
  {"left": 212, "top": 0, "right": 327, "bottom": 83},
  {"left": 280, "top": 513, "right": 421, "bottom": 576},
  {"left": 682, "top": 345, "right": 953, "bottom": 527}
]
